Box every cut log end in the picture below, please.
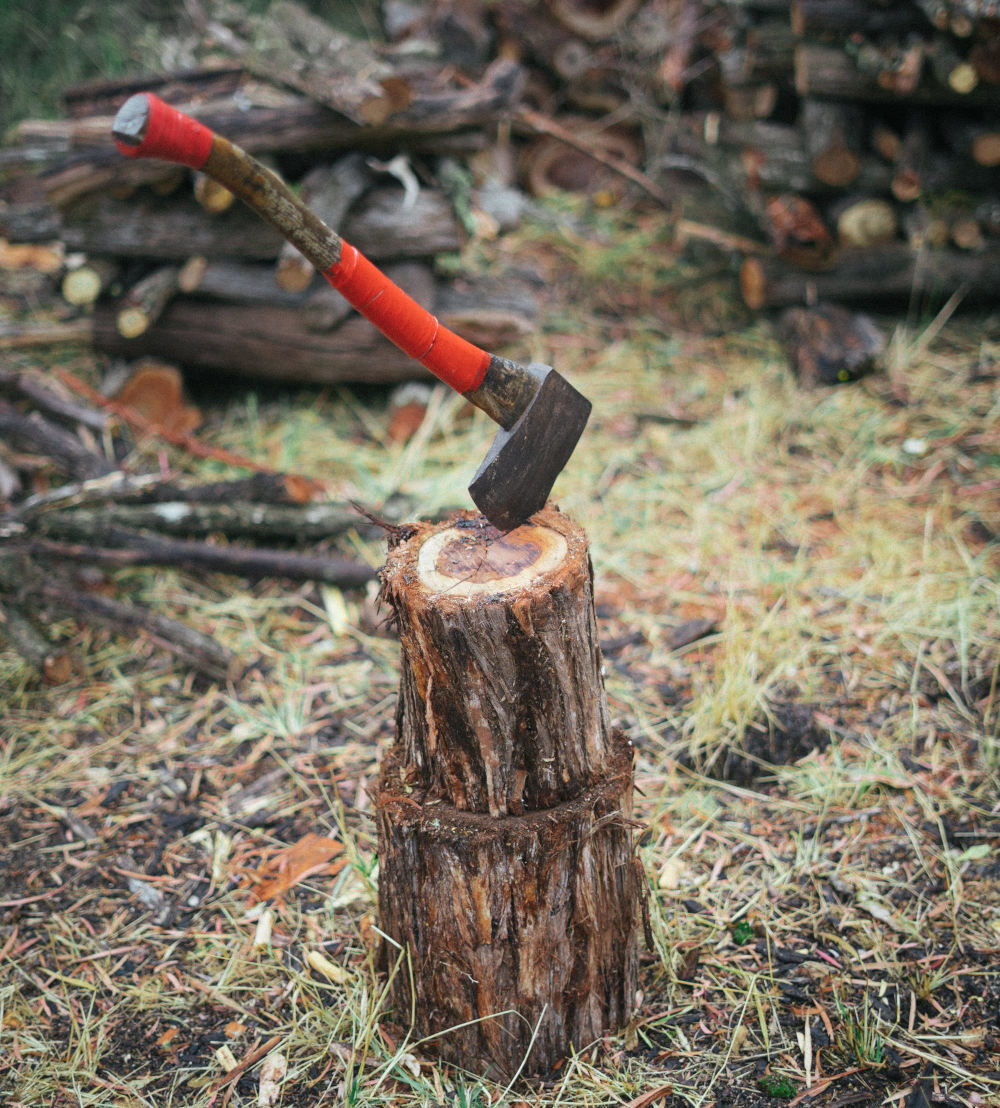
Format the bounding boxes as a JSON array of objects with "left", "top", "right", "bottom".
[{"left": 414, "top": 520, "right": 569, "bottom": 598}]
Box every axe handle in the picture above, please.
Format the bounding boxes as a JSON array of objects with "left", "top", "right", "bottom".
[{"left": 113, "top": 93, "right": 534, "bottom": 423}]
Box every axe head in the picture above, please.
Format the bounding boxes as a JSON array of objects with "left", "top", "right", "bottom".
[{"left": 468, "top": 364, "right": 591, "bottom": 532}]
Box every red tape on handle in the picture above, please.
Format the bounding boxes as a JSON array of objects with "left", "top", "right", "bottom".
[
  {"left": 326, "top": 245, "right": 490, "bottom": 393},
  {"left": 114, "top": 93, "right": 214, "bottom": 170}
]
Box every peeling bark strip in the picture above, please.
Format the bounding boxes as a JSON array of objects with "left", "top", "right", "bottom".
[{"left": 376, "top": 504, "right": 639, "bottom": 1076}]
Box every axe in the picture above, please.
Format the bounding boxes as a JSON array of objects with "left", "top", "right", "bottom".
[{"left": 112, "top": 93, "right": 591, "bottom": 532}]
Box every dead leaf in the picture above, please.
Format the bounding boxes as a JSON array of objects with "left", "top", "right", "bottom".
[
  {"left": 258, "top": 1052, "right": 287, "bottom": 1107},
  {"left": 249, "top": 832, "right": 346, "bottom": 903},
  {"left": 622, "top": 1085, "right": 673, "bottom": 1108}
]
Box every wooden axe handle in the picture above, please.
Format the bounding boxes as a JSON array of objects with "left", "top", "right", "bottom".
[{"left": 113, "top": 93, "right": 492, "bottom": 396}]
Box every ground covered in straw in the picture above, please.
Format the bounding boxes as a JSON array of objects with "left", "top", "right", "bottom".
[{"left": 2, "top": 202, "right": 999, "bottom": 1107}]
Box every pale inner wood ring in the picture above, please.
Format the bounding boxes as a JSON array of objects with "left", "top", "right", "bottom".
[{"left": 416, "top": 524, "right": 568, "bottom": 597}]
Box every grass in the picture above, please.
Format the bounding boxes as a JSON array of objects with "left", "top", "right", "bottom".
[{"left": 2, "top": 187, "right": 1000, "bottom": 1105}]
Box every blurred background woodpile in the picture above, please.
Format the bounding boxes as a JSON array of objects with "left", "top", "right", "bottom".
[{"left": 1, "top": 0, "right": 998, "bottom": 389}]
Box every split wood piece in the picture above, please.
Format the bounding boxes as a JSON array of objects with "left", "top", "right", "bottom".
[
  {"left": 59, "top": 65, "right": 246, "bottom": 120},
  {"left": 275, "top": 155, "right": 369, "bottom": 293},
  {"left": 436, "top": 274, "right": 538, "bottom": 351},
  {"left": 243, "top": 0, "right": 406, "bottom": 126},
  {"left": 61, "top": 256, "right": 119, "bottom": 307},
  {"left": 178, "top": 257, "right": 317, "bottom": 307},
  {"left": 93, "top": 297, "right": 429, "bottom": 386},
  {"left": 176, "top": 254, "right": 409, "bottom": 336},
  {"left": 376, "top": 734, "right": 639, "bottom": 1078},
  {"left": 53, "top": 186, "right": 462, "bottom": 261},
  {"left": 775, "top": 301, "right": 886, "bottom": 386},
  {"left": 0, "top": 91, "right": 490, "bottom": 212},
  {"left": 116, "top": 266, "right": 182, "bottom": 339},
  {"left": 93, "top": 261, "right": 526, "bottom": 386},
  {"left": 740, "top": 242, "right": 1000, "bottom": 309},
  {"left": 380, "top": 506, "right": 613, "bottom": 817},
  {"left": 669, "top": 113, "right": 893, "bottom": 197}
]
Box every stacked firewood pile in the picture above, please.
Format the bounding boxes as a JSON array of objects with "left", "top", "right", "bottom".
[
  {"left": 495, "top": 0, "right": 1000, "bottom": 314},
  {"left": 2, "top": 0, "right": 999, "bottom": 390}
]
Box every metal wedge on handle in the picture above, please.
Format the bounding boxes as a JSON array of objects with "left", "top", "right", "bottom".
[{"left": 112, "top": 93, "right": 591, "bottom": 531}]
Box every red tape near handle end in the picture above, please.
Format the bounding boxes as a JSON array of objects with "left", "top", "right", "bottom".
[
  {"left": 326, "top": 246, "right": 490, "bottom": 393},
  {"left": 114, "top": 93, "right": 214, "bottom": 170}
]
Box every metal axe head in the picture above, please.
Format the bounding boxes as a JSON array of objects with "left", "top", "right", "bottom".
[{"left": 467, "top": 364, "right": 591, "bottom": 532}]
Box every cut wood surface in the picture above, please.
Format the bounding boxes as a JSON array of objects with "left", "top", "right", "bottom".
[
  {"left": 61, "top": 257, "right": 119, "bottom": 307},
  {"left": 115, "top": 265, "right": 181, "bottom": 338},
  {"left": 376, "top": 504, "right": 639, "bottom": 1076}
]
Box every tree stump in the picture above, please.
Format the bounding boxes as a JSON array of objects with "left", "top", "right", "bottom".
[{"left": 376, "top": 505, "right": 639, "bottom": 1077}]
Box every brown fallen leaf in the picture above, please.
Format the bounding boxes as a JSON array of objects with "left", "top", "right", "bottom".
[
  {"left": 249, "top": 832, "right": 346, "bottom": 903},
  {"left": 114, "top": 360, "right": 201, "bottom": 436},
  {"left": 622, "top": 1085, "right": 673, "bottom": 1108}
]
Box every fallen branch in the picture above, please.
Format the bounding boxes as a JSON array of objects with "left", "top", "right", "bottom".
[
  {"left": 515, "top": 108, "right": 675, "bottom": 208},
  {"left": 18, "top": 532, "right": 377, "bottom": 588}
]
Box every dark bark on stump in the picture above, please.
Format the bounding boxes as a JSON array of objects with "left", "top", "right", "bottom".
[
  {"left": 376, "top": 506, "right": 639, "bottom": 1077},
  {"left": 382, "top": 508, "right": 613, "bottom": 818}
]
